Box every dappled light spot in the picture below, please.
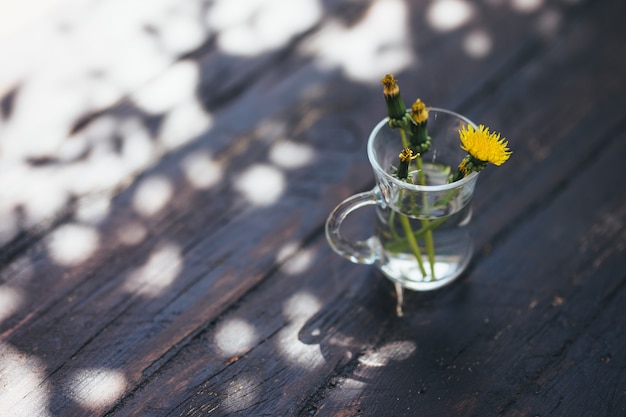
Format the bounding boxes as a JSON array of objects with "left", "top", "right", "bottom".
[
  {"left": 117, "top": 221, "right": 148, "bottom": 246},
  {"left": 159, "top": 100, "right": 213, "bottom": 150},
  {"left": 269, "top": 141, "right": 316, "bottom": 169},
  {"left": 153, "top": 2, "right": 207, "bottom": 55},
  {"left": 131, "top": 60, "right": 198, "bottom": 115},
  {"left": 57, "top": 136, "right": 88, "bottom": 162},
  {"left": 278, "top": 292, "right": 324, "bottom": 368},
  {"left": 69, "top": 14, "right": 171, "bottom": 92},
  {"left": 0, "top": 1, "right": 66, "bottom": 42},
  {"left": 215, "top": 318, "right": 258, "bottom": 356},
  {"left": 511, "top": 0, "right": 544, "bottom": 14},
  {"left": 0, "top": 344, "right": 51, "bottom": 416},
  {"left": 1, "top": 83, "right": 87, "bottom": 160},
  {"left": 235, "top": 164, "right": 285, "bottom": 206},
  {"left": 68, "top": 368, "right": 127, "bottom": 410},
  {"left": 276, "top": 242, "right": 299, "bottom": 264},
  {"left": 75, "top": 196, "right": 111, "bottom": 225},
  {"left": 68, "top": 153, "right": 127, "bottom": 195},
  {"left": 207, "top": 0, "right": 322, "bottom": 56},
  {"left": 280, "top": 248, "right": 315, "bottom": 275},
  {"left": 118, "top": 117, "right": 155, "bottom": 173},
  {"left": 306, "top": 0, "right": 413, "bottom": 82},
  {"left": 0, "top": 208, "right": 18, "bottom": 246},
  {"left": 132, "top": 175, "right": 173, "bottom": 217},
  {"left": 277, "top": 243, "right": 317, "bottom": 275},
  {"left": 79, "top": 115, "right": 118, "bottom": 143},
  {"left": 333, "top": 377, "right": 367, "bottom": 403},
  {"left": 463, "top": 29, "right": 493, "bottom": 58},
  {"left": 20, "top": 172, "right": 70, "bottom": 227},
  {"left": 47, "top": 224, "right": 99, "bottom": 267},
  {"left": 358, "top": 341, "right": 417, "bottom": 367},
  {"left": 536, "top": 9, "right": 562, "bottom": 37},
  {"left": 181, "top": 151, "right": 223, "bottom": 190},
  {"left": 222, "top": 374, "right": 261, "bottom": 414},
  {"left": 283, "top": 291, "right": 321, "bottom": 323},
  {"left": 0, "top": 287, "right": 23, "bottom": 323},
  {"left": 124, "top": 242, "right": 182, "bottom": 297},
  {"left": 427, "top": 0, "right": 474, "bottom": 32},
  {"left": 277, "top": 323, "right": 325, "bottom": 369}
]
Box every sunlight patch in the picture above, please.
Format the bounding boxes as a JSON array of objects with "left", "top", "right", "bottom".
[
  {"left": 118, "top": 117, "right": 155, "bottom": 173},
  {"left": 277, "top": 323, "right": 325, "bottom": 369},
  {"left": 124, "top": 243, "right": 183, "bottom": 296},
  {"left": 0, "top": 344, "right": 51, "bottom": 416},
  {"left": 207, "top": 0, "right": 322, "bottom": 56},
  {"left": 222, "top": 374, "right": 261, "bottom": 413},
  {"left": 278, "top": 292, "right": 324, "bottom": 367},
  {"left": 276, "top": 242, "right": 299, "bottom": 264},
  {"left": 427, "top": 0, "right": 474, "bottom": 32},
  {"left": 215, "top": 318, "right": 258, "bottom": 356},
  {"left": 154, "top": 3, "right": 207, "bottom": 54},
  {"left": 159, "top": 100, "right": 213, "bottom": 150},
  {"left": 305, "top": 0, "right": 412, "bottom": 82},
  {"left": 283, "top": 291, "right": 321, "bottom": 323},
  {"left": 68, "top": 368, "right": 127, "bottom": 410},
  {"left": 511, "top": 0, "right": 544, "bottom": 13},
  {"left": 75, "top": 196, "right": 111, "bottom": 225},
  {"left": 280, "top": 248, "right": 315, "bottom": 275},
  {"left": 358, "top": 341, "right": 417, "bottom": 367},
  {"left": 463, "top": 30, "right": 493, "bottom": 58},
  {"left": 133, "top": 176, "right": 173, "bottom": 217},
  {"left": 536, "top": 9, "right": 561, "bottom": 37},
  {"left": 20, "top": 174, "right": 69, "bottom": 227},
  {"left": 0, "top": 208, "right": 18, "bottom": 246},
  {"left": 269, "top": 141, "right": 316, "bottom": 169},
  {"left": 182, "top": 151, "right": 223, "bottom": 190},
  {"left": 132, "top": 60, "right": 198, "bottom": 115},
  {"left": 235, "top": 164, "right": 285, "bottom": 206},
  {"left": 48, "top": 224, "right": 100, "bottom": 267},
  {"left": 117, "top": 221, "right": 148, "bottom": 246},
  {"left": 0, "top": 287, "right": 23, "bottom": 323}
]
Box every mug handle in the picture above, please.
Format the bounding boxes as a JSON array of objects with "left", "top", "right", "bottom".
[{"left": 325, "top": 188, "right": 381, "bottom": 265}]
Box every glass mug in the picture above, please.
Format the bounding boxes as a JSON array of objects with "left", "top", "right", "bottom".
[{"left": 326, "top": 109, "right": 479, "bottom": 308}]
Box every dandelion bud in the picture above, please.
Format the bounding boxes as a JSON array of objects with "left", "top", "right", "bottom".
[
  {"left": 381, "top": 74, "right": 408, "bottom": 124},
  {"left": 408, "top": 99, "right": 431, "bottom": 153},
  {"left": 397, "top": 148, "right": 417, "bottom": 180}
]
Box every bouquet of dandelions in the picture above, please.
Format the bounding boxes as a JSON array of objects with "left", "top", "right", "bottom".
[{"left": 380, "top": 74, "right": 512, "bottom": 282}]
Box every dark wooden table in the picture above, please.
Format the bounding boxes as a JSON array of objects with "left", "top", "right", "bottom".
[{"left": 1, "top": 0, "right": 624, "bottom": 415}]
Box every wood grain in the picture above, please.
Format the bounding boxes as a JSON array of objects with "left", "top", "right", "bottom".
[{"left": 0, "top": 0, "right": 624, "bottom": 416}]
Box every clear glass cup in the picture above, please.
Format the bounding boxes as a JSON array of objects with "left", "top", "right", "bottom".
[{"left": 326, "top": 109, "right": 479, "bottom": 312}]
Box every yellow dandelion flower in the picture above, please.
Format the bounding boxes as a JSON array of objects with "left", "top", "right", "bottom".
[
  {"left": 411, "top": 99, "right": 429, "bottom": 124},
  {"left": 459, "top": 124, "right": 512, "bottom": 166},
  {"left": 399, "top": 147, "right": 418, "bottom": 162},
  {"left": 458, "top": 158, "right": 469, "bottom": 176}
]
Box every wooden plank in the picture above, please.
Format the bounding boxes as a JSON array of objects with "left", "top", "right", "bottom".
[
  {"left": 300, "top": 0, "right": 626, "bottom": 413},
  {"left": 94, "top": 0, "right": 626, "bottom": 416},
  {"left": 103, "top": 237, "right": 384, "bottom": 416},
  {"left": 308, "top": 109, "right": 626, "bottom": 417},
  {"left": 0, "top": 0, "right": 623, "bottom": 416}
]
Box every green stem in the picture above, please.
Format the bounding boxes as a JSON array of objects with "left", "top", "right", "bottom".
[
  {"left": 400, "top": 129, "right": 410, "bottom": 149},
  {"left": 385, "top": 217, "right": 447, "bottom": 253},
  {"left": 399, "top": 214, "right": 427, "bottom": 277},
  {"left": 415, "top": 156, "right": 437, "bottom": 280},
  {"left": 389, "top": 210, "right": 401, "bottom": 241}
]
